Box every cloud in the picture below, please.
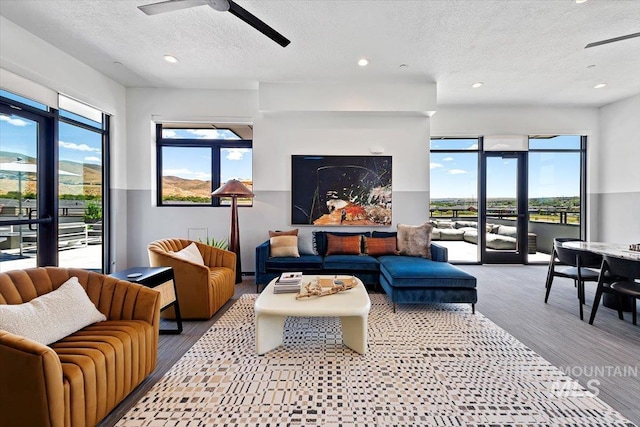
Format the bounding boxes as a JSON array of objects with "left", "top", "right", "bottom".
[
  {"left": 442, "top": 157, "right": 454, "bottom": 161},
  {"left": 430, "top": 162, "right": 444, "bottom": 169},
  {"left": 162, "top": 129, "right": 177, "bottom": 138},
  {"left": 187, "top": 129, "right": 240, "bottom": 139},
  {"left": 84, "top": 156, "right": 101, "bottom": 162},
  {"left": 163, "top": 168, "right": 211, "bottom": 180},
  {"left": 447, "top": 169, "right": 468, "bottom": 175},
  {"left": 59, "top": 140, "right": 100, "bottom": 152},
  {"left": 225, "top": 148, "right": 250, "bottom": 161},
  {"left": 467, "top": 143, "right": 478, "bottom": 150},
  {"left": 0, "top": 115, "right": 30, "bottom": 127}
]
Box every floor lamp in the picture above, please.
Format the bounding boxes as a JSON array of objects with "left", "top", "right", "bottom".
[{"left": 212, "top": 179, "right": 254, "bottom": 284}]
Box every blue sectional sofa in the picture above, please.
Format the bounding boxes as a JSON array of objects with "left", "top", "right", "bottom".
[{"left": 255, "top": 231, "right": 477, "bottom": 312}]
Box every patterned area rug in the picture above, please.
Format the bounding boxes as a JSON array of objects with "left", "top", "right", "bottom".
[{"left": 117, "top": 294, "right": 634, "bottom": 427}]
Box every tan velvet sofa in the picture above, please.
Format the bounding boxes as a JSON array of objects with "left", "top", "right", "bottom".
[
  {"left": 0, "top": 267, "right": 161, "bottom": 427},
  {"left": 148, "top": 238, "right": 236, "bottom": 319}
]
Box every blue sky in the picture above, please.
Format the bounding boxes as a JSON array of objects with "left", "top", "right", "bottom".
[
  {"left": 1, "top": 113, "right": 102, "bottom": 166},
  {"left": 430, "top": 136, "right": 580, "bottom": 199},
  {"left": 161, "top": 129, "right": 252, "bottom": 182}
]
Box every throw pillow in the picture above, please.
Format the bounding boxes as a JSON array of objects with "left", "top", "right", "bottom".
[
  {"left": 172, "top": 242, "right": 205, "bottom": 265},
  {"left": 297, "top": 232, "right": 317, "bottom": 255},
  {"left": 325, "top": 234, "right": 362, "bottom": 255},
  {"left": 397, "top": 223, "right": 433, "bottom": 259},
  {"left": 364, "top": 236, "right": 398, "bottom": 257},
  {"left": 270, "top": 235, "right": 300, "bottom": 257},
  {"left": 0, "top": 276, "right": 107, "bottom": 345},
  {"left": 269, "top": 229, "right": 298, "bottom": 237}
]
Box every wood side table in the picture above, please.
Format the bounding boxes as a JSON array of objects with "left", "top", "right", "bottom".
[{"left": 110, "top": 266, "right": 183, "bottom": 334}]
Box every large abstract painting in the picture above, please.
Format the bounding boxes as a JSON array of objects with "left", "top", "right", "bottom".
[{"left": 291, "top": 155, "right": 392, "bottom": 226}]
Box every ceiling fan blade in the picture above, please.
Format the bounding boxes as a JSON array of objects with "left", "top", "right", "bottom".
[
  {"left": 138, "top": 0, "right": 209, "bottom": 16},
  {"left": 227, "top": 0, "right": 290, "bottom": 47},
  {"left": 585, "top": 32, "right": 640, "bottom": 48}
]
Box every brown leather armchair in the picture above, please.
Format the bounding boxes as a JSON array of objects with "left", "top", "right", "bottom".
[
  {"left": 0, "top": 267, "right": 161, "bottom": 427},
  {"left": 148, "top": 238, "right": 236, "bottom": 319}
]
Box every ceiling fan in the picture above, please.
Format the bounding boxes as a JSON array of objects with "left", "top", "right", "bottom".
[
  {"left": 138, "top": 0, "right": 290, "bottom": 47},
  {"left": 585, "top": 32, "right": 640, "bottom": 48}
]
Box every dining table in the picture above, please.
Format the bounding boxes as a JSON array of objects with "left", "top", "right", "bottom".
[{"left": 563, "top": 240, "right": 640, "bottom": 313}]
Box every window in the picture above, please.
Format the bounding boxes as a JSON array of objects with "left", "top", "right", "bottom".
[
  {"left": 429, "top": 138, "right": 479, "bottom": 219},
  {"left": 156, "top": 124, "right": 253, "bottom": 206},
  {"left": 528, "top": 135, "right": 583, "bottom": 227}
]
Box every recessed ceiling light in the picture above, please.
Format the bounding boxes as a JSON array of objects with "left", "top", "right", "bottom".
[
  {"left": 594, "top": 83, "right": 607, "bottom": 89},
  {"left": 358, "top": 58, "right": 369, "bottom": 67},
  {"left": 587, "top": 64, "right": 596, "bottom": 69},
  {"left": 163, "top": 55, "right": 179, "bottom": 63},
  {"left": 575, "top": 0, "right": 588, "bottom": 3},
  {"left": 471, "top": 82, "right": 484, "bottom": 88},
  {"left": 399, "top": 64, "right": 408, "bottom": 69}
]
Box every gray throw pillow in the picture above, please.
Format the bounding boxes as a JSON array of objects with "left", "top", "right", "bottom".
[{"left": 397, "top": 223, "right": 432, "bottom": 259}]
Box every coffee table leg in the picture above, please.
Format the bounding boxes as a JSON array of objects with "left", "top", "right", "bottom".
[
  {"left": 255, "top": 313, "right": 286, "bottom": 355},
  {"left": 340, "top": 315, "right": 368, "bottom": 354}
]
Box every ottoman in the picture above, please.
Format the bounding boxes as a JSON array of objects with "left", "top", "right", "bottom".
[{"left": 378, "top": 255, "right": 477, "bottom": 312}]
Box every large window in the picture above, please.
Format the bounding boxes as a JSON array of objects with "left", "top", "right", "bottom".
[
  {"left": 528, "top": 135, "right": 583, "bottom": 228},
  {"left": 156, "top": 124, "right": 253, "bottom": 206},
  {"left": 429, "top": 138, "right": 479, "bottom": 220}
]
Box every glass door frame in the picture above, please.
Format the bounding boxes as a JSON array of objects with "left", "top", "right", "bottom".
[
  {"left": 479, "top": 151, "right": 529, "bottom": 264},
  {"left": 0, "top": 103, "right": 58, "bottom": 266}
]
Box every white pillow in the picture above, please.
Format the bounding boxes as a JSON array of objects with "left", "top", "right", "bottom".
[
  {"left": 172, "top": 242, "right": 205, "bottom": 265},
  {"left": 0, "top": 276, "right": 107, "bottom": 345}
]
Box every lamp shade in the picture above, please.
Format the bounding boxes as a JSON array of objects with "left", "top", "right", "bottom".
[{"left": 211, "top": 179, "right": 254, "bottom": 198}]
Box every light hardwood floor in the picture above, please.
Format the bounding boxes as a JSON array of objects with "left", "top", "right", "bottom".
[{"left": 100, "top": 265, "right": 640, "bottom": 426}]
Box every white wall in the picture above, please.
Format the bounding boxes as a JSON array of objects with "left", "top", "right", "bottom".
[
  {"left": 594, "top": 94, "right": 640, "bottom": 242},
  {"left": 125, "top": 83, "right": 433, "bottom": 269},
  {"left": 0, "top": 16, "right": 128, "bottom": 270}
]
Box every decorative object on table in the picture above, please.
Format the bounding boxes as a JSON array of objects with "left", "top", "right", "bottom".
[
  {"left": 291, "top": 155, "right": 392, "bottom": 226},
  {"left": 296, "top": 276, "right": 357, "bottom": 299},
  {"left": 212, "top": 179, "right": 255, "bottom": 284},
  {"left": 629, "top": 243, "right": 640, "bottom": 252}
]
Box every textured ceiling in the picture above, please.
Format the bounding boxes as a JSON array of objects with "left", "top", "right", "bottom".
[{"left": 1, "top": 0, "right": 639, "bottom": 107}]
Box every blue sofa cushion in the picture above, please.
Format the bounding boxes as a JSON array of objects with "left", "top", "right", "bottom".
[
  {"left": 378, "top": 255, "right": 476, "bottom": 288},
  {"left": 265, "top": 255, "right": 323, "bottom": 270},
  {"left": 323, "top": 255, "right": 380, "bottom": 271},
  {"left": 314, "top": 231, "right": 371, "bottom": 256}
]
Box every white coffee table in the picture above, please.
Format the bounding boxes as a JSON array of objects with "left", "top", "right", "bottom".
[{"left": 254, "top": 275, "right": 371, "bottom": 355}]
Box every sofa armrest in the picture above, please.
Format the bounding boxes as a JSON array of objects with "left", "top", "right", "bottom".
[
  {"left": 0, "top": 330, "right": 65, "bottom": 427},
  {"left": 430, "top": 243, "right": 448, "bottom": 262},
  {"left": 195, "top": 242, "right": 236, "bottom": 271},
  {"left": 255, "top": 240, "right": 270, "bottom": 274}
]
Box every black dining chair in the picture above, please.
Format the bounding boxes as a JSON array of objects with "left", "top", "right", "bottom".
[
  {"left": 589, "top": 255, "right": 640, "bottom": 325},
  {"left": 545, "top": 238, "right": 603, "bottom": 320}
]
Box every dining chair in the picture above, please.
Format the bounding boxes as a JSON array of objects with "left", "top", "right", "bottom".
[
  {"left": 545, "top": 238, "right": 603, "bottom": 320},
  {"left": 589, "top": 255, "right": 640, "bottom": 325}
]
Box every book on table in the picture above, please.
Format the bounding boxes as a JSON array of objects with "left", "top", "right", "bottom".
[
  {"left": 278, "top": 272, "right": 302, "bottom": 283},
  {"left": 274, "top": 272, "right": 303, "bottom": 293}
]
